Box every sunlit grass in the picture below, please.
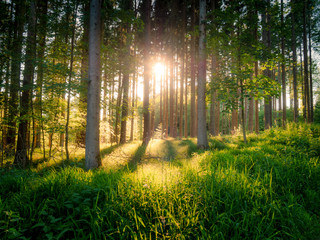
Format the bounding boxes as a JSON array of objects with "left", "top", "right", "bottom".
[{"left": 1, "top": 124, "right": 320, "bottom": 239}]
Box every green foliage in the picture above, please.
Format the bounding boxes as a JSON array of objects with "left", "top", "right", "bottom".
[{"left": 1, "top": 124, "right": 320, "bottom": 239}]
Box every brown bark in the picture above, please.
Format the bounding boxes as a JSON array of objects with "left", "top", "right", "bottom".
[
  {"left": 197, "top": 0, "right": 208, "bottom": 149},
  {"left": 14, "top": 0, "right": 36, "bottom": 167},
  {"left": 291, "top": 6, "right": 298, "bottom": 122},
  {"left": 7, "top": 0, "right": 26, "bottom": 156},
  {"left": 281, "top": 0, "right": 286, "bottom": 127},
  {"left": 190, "top": 0, "right": 196, "bottom": 138},
  {"left": 303, "top": 0, "right": 310, "bottom": 122},
  {"left": 85, "top": 0, "right": 102, "bottom": 170},
  {"left": 143, "top": 0, "right": 151, "bottom": 145}
]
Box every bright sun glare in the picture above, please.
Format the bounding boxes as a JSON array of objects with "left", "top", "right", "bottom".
[
  {"left": 153, "top": 62, "right": 165, "bottom": 77},
  {"left": 137, "top": 62, "right": 165, "bottom": 99}
]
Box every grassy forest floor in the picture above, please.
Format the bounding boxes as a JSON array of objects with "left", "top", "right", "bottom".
[{"left": 1, "top": 123, "right": 320, "bottom": 239}]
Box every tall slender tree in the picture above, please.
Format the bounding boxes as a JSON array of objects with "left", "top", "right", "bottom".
[
  {"left": 197, "top": 0, "right": 208, "bottom": 149},
  {"left": 142, "top": 0, "right": 151, "bottom": 145},
  {"left": 6, "top": 0, "right": 26, "bottom": 156},
  {"left": 14, "top": 0, "right": 36, "bottom": 167},
  {"left": 85, "top": 0, "right": 102, "bottom": 170}
]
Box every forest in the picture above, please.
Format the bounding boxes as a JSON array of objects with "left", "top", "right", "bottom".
[{"left": 1, "top": 0, "right": 320, "bottom": 239}]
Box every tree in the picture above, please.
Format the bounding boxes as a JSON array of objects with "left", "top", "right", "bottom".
[
  {"left": 14, "top": 0, "right": 36, "bottom": 167},
  {"left": 190, "top": 0, "right": 196, "bottom": 138},
  {"left": 142, "top": 0, "right": 151, "bottom": 145},
  {"left": 262, "top": 0, "right": 272, "bottom": 130},
  {"left": 85, "top": 0, "right": 102, "bottom": 170},
  {"left": 197, "top": 0, "right": 208, "bottom": 149},
  {"left": 6, "top": 0, "right": 26, "bottom": 156},
  {"left": 281, "top": 0, "right": 286, "bottom": 127},
  {"left": 120, "top": 0, "right": 133, "bottom": 144},
  {"left": 291, "top": 0, "right": 298, "bottom": 122}
]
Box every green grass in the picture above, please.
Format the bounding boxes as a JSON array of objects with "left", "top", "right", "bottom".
[{"left": 1, "top": 123, "right": 320, "bottom": 239}]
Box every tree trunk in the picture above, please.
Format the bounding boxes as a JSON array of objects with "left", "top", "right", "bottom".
[
  {"left": 197, "top": 0, "right": 208, "bottom": 149},
  {"left": 308, "top": 9, "right": 313, "bottom": 122},
  {"left": 34, "top": 0, "right": 48, "bottom": 149},
  {"left": 78, "top": 2, "right": 89, "bottom": 147},
  {"left": 143, "top": 0, "right": 151, "bottom": 145},
  {"left": 291, "top": 6, "right": 298, "bottom": 122},
  {"left": 85, "top": 0, "right": 102, "bottom": 170},
  {"left": 303, "top": 0, "right": 310, "bottom": 122},
  {"left": 14, "top": 0, "right": 36, "bottom": 168},
  {"left": 7, "top": 0, "right": 26, "bottom": 156},
  {"left": 130, "top": 48, "right": 136, "bottom": 141},
  {"left": 262, "top": 1, "right": 272, "bottom": 129},
  {"left": 281, "top": 0, "right": 286, "bottom": 127},
  {"left": 120, "top": 0, "right": 132, "bottom": 144},
  {"left": 190, "top": 0, "right": 196, "bottom": 138},
  {"left": 65, "top": 4, "right": 78, "bottom": 161},
  {"left": 115, "top": 71, "right": 122, "bottom": 143}
]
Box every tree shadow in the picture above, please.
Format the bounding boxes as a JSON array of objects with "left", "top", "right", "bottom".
[
  {"left": 100, "top": 144, "right": 120, "bottom": 159},
  {"left": 208, "top": 138, "right": 229, "bottom": 151},
  {"left": 164, "top": 140, "right": 177, "bottom": 161},
  {"left": 33, "top": 144, "right": 121, "bottom": 173},
  {"left": 125, "top": 144, "right": 147, "bottom": 172},
  {"left": 178, "top": 139, "right": 198, "bottom": 158}
]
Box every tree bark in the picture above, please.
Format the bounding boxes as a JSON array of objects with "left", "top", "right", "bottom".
[
  {"left": 281, "top": 0, "right": 286, "bottom": 127},
  {"left": 197, "top": 0, "right": 208, "bottom": 149},
  {"left": 65, "top": 3, "right": 78, "bottom": 161},
  {"left": 14, "top": 0, "right": 36, "bottom": 168},
  {"left": 262, "top": 1, "right": 272, "bottom": 129},
  {"left": 308, "top": 9, "right": 313, "bottom": 122},
  {"left": 85, "top": 0, "right": 102, "bottom": 170},
  {"left": 143, "top": 0, "right": 151, "bottom": 145},
  {"left": 34, "top": 0, "right": 48, "bottom": 148},
  {"left": 302, "top": 0, "right": 310, "bottom": 122},
  {"left": 120, "top": 0, "right": 133, "bottom": 144},
  {"left": 7, "top": 0, "right": 26, "bottom": 156},
  {"left": 190, "top": 0, "right": 196, "bottom": 138},
  {"left": 291, "top": 1, "right": 298, "bottom": 122}
]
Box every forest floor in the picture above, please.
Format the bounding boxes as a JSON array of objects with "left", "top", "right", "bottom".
[{"left": 1, "top": 123, "right": 320, "bottom": 239}]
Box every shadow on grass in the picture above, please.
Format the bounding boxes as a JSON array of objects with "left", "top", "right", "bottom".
[
  {"left": 208, "top": 138, "right": 229, "bottom": 151},
  {"left": 164, "top": 140, "right": 177, "bottom": 161},
  {"left": 33, "top": 144, "right": 121, "bottom": 173},
  {"left": 100, "top": 144, "right": 120, "bottom": 159},
  {"left": 179, "top": 139, "right": 198, "bottom": 158},
  {"left": 126, "top": 144, "right": 147, "bottom": 172}
]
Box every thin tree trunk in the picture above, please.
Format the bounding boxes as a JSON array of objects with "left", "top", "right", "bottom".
[
  {"left": 180, "top": 41, "right": 184, "bottom": 138},
  {"left": 197, "top": 0, "right": 208, "bottom": 149},
  {"left": 291, "top": 6, "right": 298, "bottom": 122},
  {"left": 120, "top": 0, "right": 132, "bottom": 144},
  {"left": 130, "top": 48, "right": 136, "bottom": 141},
  {"left": 115, "top": 71, "right": 123, "bottom": 143},
  {"left": 308, "top": 10, "right": 313, "bottom": 122},
  {"left": 262, "top": 1, "right": 272, "bottom": 129},
  {"left": 150, "top": 72, "right": 155, "bottom": 136},
  {"left": 303, "top": 0, "right": 310, "bottom": 122},
  {"left": 34, "top": 0, "right": 48, "bottom": 148},
  {"left": 65, "top": 4, "right": 78, "bottom": 161},
  {"left": 78, "top": 2, "right": 89, "bottom": 147},
  {"left": 190, "top": 0, "right": 196, "bottom": 138},
  {"left": 14, "top": 0, "right": 36, "bottom": 168},
  {"left": 7, "top": 0, "right": 26, "bottom": 156},
  {"left": 143, "top": 0, "right": 151, "bottom": 145},
  {"left": 281, "top": 0, "right": 286, "bottom": 127},
  {"left": 85, "top": 0, "right": 102, "bottom": 170}
]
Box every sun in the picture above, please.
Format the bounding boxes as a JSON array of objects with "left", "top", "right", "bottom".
[
  {"left": 137, "top": 62, "right": 165, "bottom": 100},
  {"left": 153, "top": 62, "right": 165, "bottom": 77}
]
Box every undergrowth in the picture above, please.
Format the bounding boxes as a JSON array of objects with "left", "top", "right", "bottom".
[{"left": 1, "top": 123, "right": 320, "bottom": 239}]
